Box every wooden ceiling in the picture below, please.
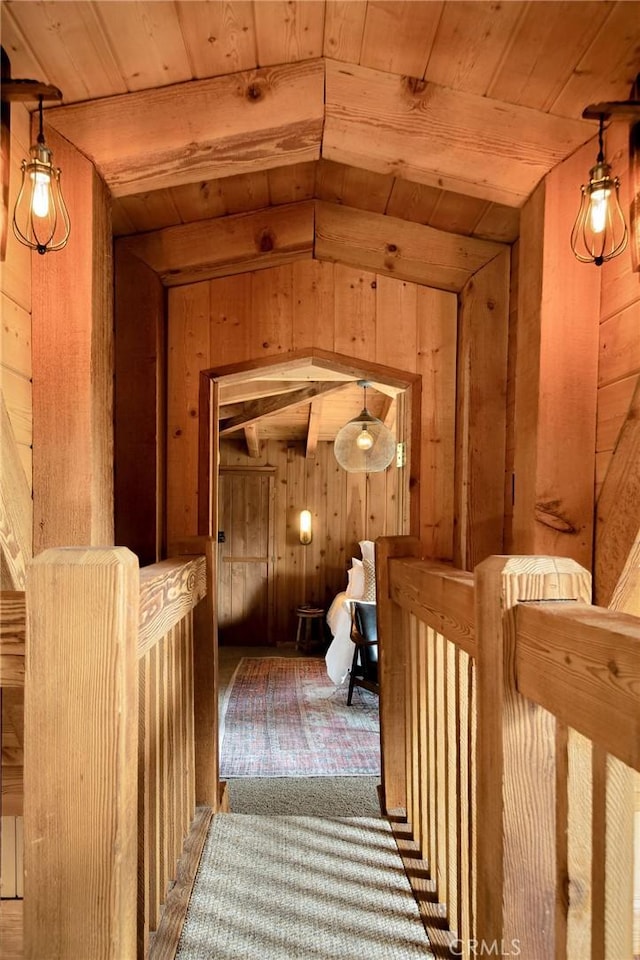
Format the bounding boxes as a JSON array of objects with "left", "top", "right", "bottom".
[{"left": 3, "top": 0, "right": 639, "bottom": 451}]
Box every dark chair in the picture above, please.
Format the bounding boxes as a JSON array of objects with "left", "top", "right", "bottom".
[{"left": 347, "top": 601, "right": 379, "bottom": 705}]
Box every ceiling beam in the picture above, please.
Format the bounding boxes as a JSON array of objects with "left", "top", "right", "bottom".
[
  {"left": 315, "top": 201, "right": 505, "bottom": 293},
  {"left": 219, "top": 381, "right": 349, "bottom": 436},
  {"left": 244, "top": 425, "right": 261, "bottom": 459},
  {"left": 324, "top": 59, "right": 592, "bottom": 208},
  {"left": 306, "top": 399, "right": 322, "bottom": 459},
  {"left": 44, "top": 59, "right": 324, "bottom": 197},
  {"left": 117, "top": 202, "right": 314, "bottom": 286},
  {"left": 219, "top": 380, "right": 318, "bottom": 406}
]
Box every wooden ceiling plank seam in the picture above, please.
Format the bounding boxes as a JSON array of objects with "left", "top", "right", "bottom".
[
  {"left": 253, "top": 0, "right": 325, "bottom": 67},
  {"left": 422, "top": 0, "right": 525, "bottom": 97},
  {"left": 322, "top": 0, "right": 367, "bottom": 64},
  {"left": 92, "top": 0, "right": 193, "bottom": 93},
  {"left": 548, "top": 1, "right": 640, "bottom": 120},
  {"left": 1, "top": 4, "right": 51, "bottom": 95},
  {"left": 175, "top": 0, "right": 259, "bottom": 78},
  {"left": 360, "top": 0, "right": 444, "bottom": 80},
  {"left": 42, "top": 58, "right": 325, "bottom": 197}
]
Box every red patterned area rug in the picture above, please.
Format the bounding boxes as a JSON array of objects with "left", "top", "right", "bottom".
[{"left": 219, "top": 657, "right": 380, "bottom": 777}]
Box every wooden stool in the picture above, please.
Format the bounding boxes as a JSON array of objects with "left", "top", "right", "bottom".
[{"left": 295, "top": 605, "right": 325, "bottom": 652}]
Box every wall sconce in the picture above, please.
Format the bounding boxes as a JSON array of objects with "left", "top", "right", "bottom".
[
  {"left": 2, "top": 78, "right": 70, "bottom": 255},
  {"left": 571, "top": 79, "right": 640, "bottom": 267},
  {"left": 570, "top": 114, "right": 627, "bottom": 266},
  {"left": 299, "top": 509, "right": 312, "bottom": 545},
  {"left": 334, "top": 381, "right": 395, "bottom": 473}
]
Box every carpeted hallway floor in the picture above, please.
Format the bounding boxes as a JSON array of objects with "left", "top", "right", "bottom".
[{"left": 174, "top": 646, "right": 433, "bottom": 959}]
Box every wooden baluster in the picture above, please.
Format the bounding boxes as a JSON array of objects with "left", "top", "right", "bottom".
[
  {"left": 474, "top": 555, "right": 591, "bottom": 957},
  {"left": 416, "top": 622, "right": 429, "bottom": 863},
  {"left": 24, "top": 547, "right": 139, "bottom": 960},
  {"left": 375, "top": 535, "right": 422, "bottom": 815}
]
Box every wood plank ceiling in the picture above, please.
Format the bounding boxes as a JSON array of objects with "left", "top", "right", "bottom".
[{"left": 3, "top": 0, "right": 639, "bottom": 451}]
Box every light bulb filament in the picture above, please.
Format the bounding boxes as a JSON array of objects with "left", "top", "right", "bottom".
[
  {"left": 31, "top": 169, "right": 51, "bottom": 218},
  {"left": 356, "top": 427, "right": 374, "bottom": 451},
  {"left": 588, "top": 186, "right": 610, "bottom": 235}
]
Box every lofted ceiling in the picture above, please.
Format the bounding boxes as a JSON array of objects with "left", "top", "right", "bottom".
[{"left": 3, "top": 0, "right": 639, "bottom": 454}]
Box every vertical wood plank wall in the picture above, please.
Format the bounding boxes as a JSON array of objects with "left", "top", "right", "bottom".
[
  {"left": 166, "top": 261, "right": 460, "bottom": 571},
  {"left": 596, "top": 119, "right": 640, "bottom": 497},
  {"left": 219, "top": 438, "right": 399, "bottom": 642},
  {"left": 1, "top": 102, "right": 31, "bottom": 880}
]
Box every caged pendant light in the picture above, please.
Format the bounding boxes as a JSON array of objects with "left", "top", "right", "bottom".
[
  {"left": 570, "top": 114, "right": 627, "bottom": 266},
  {"left": 12, "top": 92, "right": 70, "bottom": 255},
  {"left": 333, "top": 381, "right": 396, "bottom": 473}
]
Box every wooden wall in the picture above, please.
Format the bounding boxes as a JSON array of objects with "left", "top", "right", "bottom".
[
  {"left": 1, "top": 101, "right": 30, "bottom": 888},
  {"left": 596, "top": 120, "right": 640, "bottom": 497},
  {"left": 220, "top": 437, "right": 399, "bottom": 641},
  {"left": 1, "top": 102, "right": 32, "bottom": 554},
  {"left": 166, "top": 260, "right": 460, "bottom": 561}
]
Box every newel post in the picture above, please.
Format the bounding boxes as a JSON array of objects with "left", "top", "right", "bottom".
[
  {"left": 474, "top": 555, "right": 591, "bottom": 957},
  {"left": 375, "top": 535, "right": 422, "bottom": 815},
  {"left": 24, "top": 547, "right": 139, "bottom": 960}
]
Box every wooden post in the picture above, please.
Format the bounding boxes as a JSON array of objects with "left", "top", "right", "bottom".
[
  {"left": 167, "top": 535, "right": 219, "bottom": 809},
  {"left": 375, "top": 535, "right": 422, "bottom": 814},
  {"left": 24, "top": 547, "right": 139, "bottom": 960},
  {"left": 32, "top": 125, "right": 114, "bottom": 551},
  {"left": 474, "top": 555, "right": 591, "bottom": 957}
]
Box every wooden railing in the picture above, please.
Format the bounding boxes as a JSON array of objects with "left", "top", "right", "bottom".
[
  {"left": 20, "top": 537, "right": 219, "bottom": 960},
  {"left": 376, "top": 537, "right": 640, "bottom": 960}
]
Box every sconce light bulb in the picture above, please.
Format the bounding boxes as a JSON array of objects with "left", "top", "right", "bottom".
[
  {"left": 588, "top": 186, "right": 610, "bottom": 235},
  {"left": 356, "top": 428, "right": 374, "bottom": 451},
  {"left": 31, "top": 171, "right": 51, "bottom": 218}
]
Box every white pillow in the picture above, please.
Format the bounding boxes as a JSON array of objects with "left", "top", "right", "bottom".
[
  {"left": 359, "top": 540, "right": 375, "bottom": 566},
  {"left": 346, "top": 558, "right": 365, "bottom": 598},
  {"left": 362, "top": 557, "right": 376, "bottom": 602}
]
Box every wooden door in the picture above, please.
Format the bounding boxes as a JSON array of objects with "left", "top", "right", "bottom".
[{"left": 218, "top": 468, "right": 275, "bottom": 645}]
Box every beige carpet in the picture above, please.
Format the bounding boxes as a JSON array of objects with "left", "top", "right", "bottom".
[{"left": 176, "top": 814, "right": 433, "bottom": 960}]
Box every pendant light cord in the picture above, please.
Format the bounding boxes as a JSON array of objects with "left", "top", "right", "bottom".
[
  {"left": 597, "top": 114, "right": 605, "bottom": 164},
  {"left": 37, "top": 96, "right": 44, "bottom": 146}
]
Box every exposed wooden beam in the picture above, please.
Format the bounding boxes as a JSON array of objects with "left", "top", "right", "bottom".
[
  {"left": 117, "top": 202, "right": 314, "bottom": 286},
  {"left": 219, "top": 379, "right": 316, "bottom": 406},
  {"left": 44, "top": 60, "right": 324, "bottom": 196},
  {"left": 219, "top": 381, "right": 349, "bottom": 436},
  {"left": 595, "top": 377, "right": 640, "bottom": 611},
  {"left": 244, "top": 424, "right": 261, "bottom": 459},
  {"left": 315, "top": 200, "right": 505, "bottom": 293},
  {"left": 380, "top": 396, "right": 394, "bottom": 429},
  {"left": 324, "top": 59, "right": 592, "bottom": 208},
  {"left": 306, "top": 399, "right": 322, "bottom": 459}
]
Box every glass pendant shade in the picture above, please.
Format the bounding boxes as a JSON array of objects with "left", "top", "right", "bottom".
[
  {"left": 570, "top": 118, "right": 628, "bottom": 266},
  {"left": 12, "top": 99, "right": 70, "bottom": 255},
  {"left": 334, "top": 407, "right": 396, "bottom": 473}
]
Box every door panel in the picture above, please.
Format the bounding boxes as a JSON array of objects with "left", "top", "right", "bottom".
[{"left": 218, "top": 469, "right": 275, "bottom": 645}]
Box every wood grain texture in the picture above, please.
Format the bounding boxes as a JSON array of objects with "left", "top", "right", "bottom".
[
  {"left": 138, "top": 557, "right": 206, "bottom": 658},
  {"left": 119, "top": 201, "right": 314, "bottom": 286},
  {"left": 594, "top": 377, "right": 640, "bottom": 609},
  {"left": 0, "top": 395, "right": 31, "bottom": 590},
  {"left": 315, "top": 200, "right": 505, "bottom": 293},
  {"left": 453, "top": 250, "right": 510, "bottom": 570},
  {"left": 44, "top": 59, "right": 324, "bottom": 195},
  {"left": 474, "top": 555, "right": 592, "bottom": 956},
  {"left": 516, "top": 600, "right": 640, "bottom": 772},
  {"left": 388, "top": 557, "right": 475, "bottom": 657},
  {"left": 32, "top": 126, "right": 114, "bottom": 554},
  {"left": 114, "top": 246, "right": 166, "bottom": 566},
  {"left": 0, "top": 591, "right": 25, "bottom": 687},
  {"left": 24, "top": 547, "right": 139, "bottom": 960},
  {"left": 512, "top": 140, "right": 600, "bottom": 570},
  {"left": 416, "top": 287, "right": 457, "bottom": 560},
  {"left": 323, "top": 59, "right": 592, "bottom": 207},
  {"left": 375, "top": 535, "right": 422, "bottom": 814}
]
